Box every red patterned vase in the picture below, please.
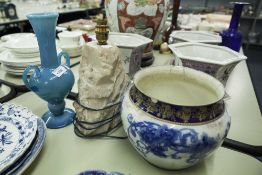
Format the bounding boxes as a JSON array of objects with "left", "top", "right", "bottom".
[{"left": 105, "top": 0, "right": 169, "bottom": 66}]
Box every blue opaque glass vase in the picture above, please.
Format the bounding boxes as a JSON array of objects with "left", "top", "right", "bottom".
[
  {"left": 220, "top": 2, "right": 249, "bottom": 52},
  {"left": 22, "top": 12, "right": 75, "bottom": 129}
]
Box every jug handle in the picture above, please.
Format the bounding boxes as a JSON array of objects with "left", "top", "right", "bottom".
[
  {"left": 58, "top": 51, "right": 70, "bottom": 67},
  {"left": 22, "top": 65, "right": 40, "bottom": 90}
]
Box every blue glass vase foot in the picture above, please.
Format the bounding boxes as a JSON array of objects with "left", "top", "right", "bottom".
[{"left": 42, "top": 108, "right": 75, "bottom": 129}]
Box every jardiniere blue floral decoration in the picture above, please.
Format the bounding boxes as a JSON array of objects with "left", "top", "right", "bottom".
[{"left": 22, "top": 12, "right": 75, "bottom": 129}]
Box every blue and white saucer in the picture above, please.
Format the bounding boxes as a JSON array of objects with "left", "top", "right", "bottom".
[
  {"left": 0, "top": 103, "right": 37, "bottom": 173},
  {"left": 2, "top": 118, "right": 46, "bottom": 175}
]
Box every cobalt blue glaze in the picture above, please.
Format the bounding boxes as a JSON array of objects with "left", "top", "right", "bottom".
[
  {"left": 220, "top": 2, "right": 249, "bottom": 52},
  {"left": 127, "top": 114, "right": 230, "bottom": 165},
  {"left": 22, "top": 12, "right": 75, "bottom": 129}
]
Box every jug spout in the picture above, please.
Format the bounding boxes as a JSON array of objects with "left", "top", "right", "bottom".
[{"left": 27, "top": 12, "right": 59, "bottom": 68}]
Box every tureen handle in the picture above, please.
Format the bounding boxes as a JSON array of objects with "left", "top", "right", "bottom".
[
  {"left": 22, "top": 65, "right": 41, "bottom": 90},
  {"left": 58, "top": 51, "right": 70, "bottom": 67}
]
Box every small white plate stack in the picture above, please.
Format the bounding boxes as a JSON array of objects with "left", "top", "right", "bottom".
[
  {"left": 0, "top": 103, "right": 46, "bottom": 175},
  {"left": 0, "top": 33, "right": 40, "bottom": 76}
]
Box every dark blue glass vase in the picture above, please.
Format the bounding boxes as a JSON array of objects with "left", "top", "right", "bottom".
[{"left": 220, "top": 2, "right": 249, "bottom": 52}]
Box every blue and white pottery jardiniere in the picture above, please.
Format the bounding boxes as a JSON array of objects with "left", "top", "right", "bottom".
[
  {"left": 121, "top": 66, "right": 231, "bottom": 170},
  {"left": 22, "top": 12, "right": 75, "bottom": 129}
]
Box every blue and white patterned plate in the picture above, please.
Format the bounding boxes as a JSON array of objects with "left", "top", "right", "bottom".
[
  {"left": 0, "top": 103, "right": 37, "bottom": 172},
  {"left": 3, "top": 118, "right": 46, "bottom": 175}
]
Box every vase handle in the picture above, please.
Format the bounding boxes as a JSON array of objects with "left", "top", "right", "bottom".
[
  {"left": 58, "top": 51, "right": 70, "bottom": 67},
  {"left": 22, "top": 65, "right": 40, "bottom": 90}
]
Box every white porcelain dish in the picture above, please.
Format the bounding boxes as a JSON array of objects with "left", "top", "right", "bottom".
[
  {"left": 168, "top": 42, "right": 247, "bottom": 85},
  {"left": 3, "top": 71, "right": 24, "bottom": 76},
  {"left": 0, "top": 50, "right": 40, "bottom": 67},
  {"left": 2, "top": 63, "right": 35, "bottom": 70},
  {"left": 1, "top": 64, "right": 25, "bottom": 76},
  {"left": 12, "top": 51, "right": 40, "bottom": 59},
  {"left": 0, "top": 103, "right": 38, "bottom": 173},
  {"left": 1, "top": 33, "right": 35, "bottom": 42},
  {"left": 5, "top": 36, "right": 39, "bottom": 53},
  {"left": 0, "top": 41, "right": 7, "bottom": 53},
  {"left": 108, "top": 32, "right": 152, "bottom": 48},
  {"left": 170, "top": 31, "right": 222, "bottom": 44}
]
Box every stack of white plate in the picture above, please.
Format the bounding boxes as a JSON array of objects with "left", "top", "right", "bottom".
[
  {"left": 0, "top": 103, "right": 46, "bottom": 175},
  {"left": 0, "top": 34, "right": 40, "bottom": 76},
  {"left": 1, "top": 33, "right": 35, "bottom": 42},
  {"left": 0, "top": 50, "right": 40, "bottom": 76}
]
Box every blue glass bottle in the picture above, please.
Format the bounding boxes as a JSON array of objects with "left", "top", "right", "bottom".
[
  {"left": 220, "top": 2, "right": 249, "bottom": 52},
  {"left": 23, "top": 12, "right": 75, "bottom": 129}
]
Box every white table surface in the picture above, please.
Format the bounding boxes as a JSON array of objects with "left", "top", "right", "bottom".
[{"left": 7, "top": 51, "right": 262, "bottom": 175}]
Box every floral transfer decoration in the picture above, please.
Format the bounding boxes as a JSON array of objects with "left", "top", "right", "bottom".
[{"left": 127, "top": 114, "right": 230, "bottom": 164}]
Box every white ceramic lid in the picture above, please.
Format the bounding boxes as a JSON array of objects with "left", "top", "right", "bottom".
[{"left": 168, "top": 42, "right": 247, "bottom": 65}]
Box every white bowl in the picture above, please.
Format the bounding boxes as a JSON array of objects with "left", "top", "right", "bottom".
[
  {"left": 168, "top": 42, "right": 247, "bottom": 85},
  {"left": 170, "top": 31, "right": 221, "bottom": 44}
]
